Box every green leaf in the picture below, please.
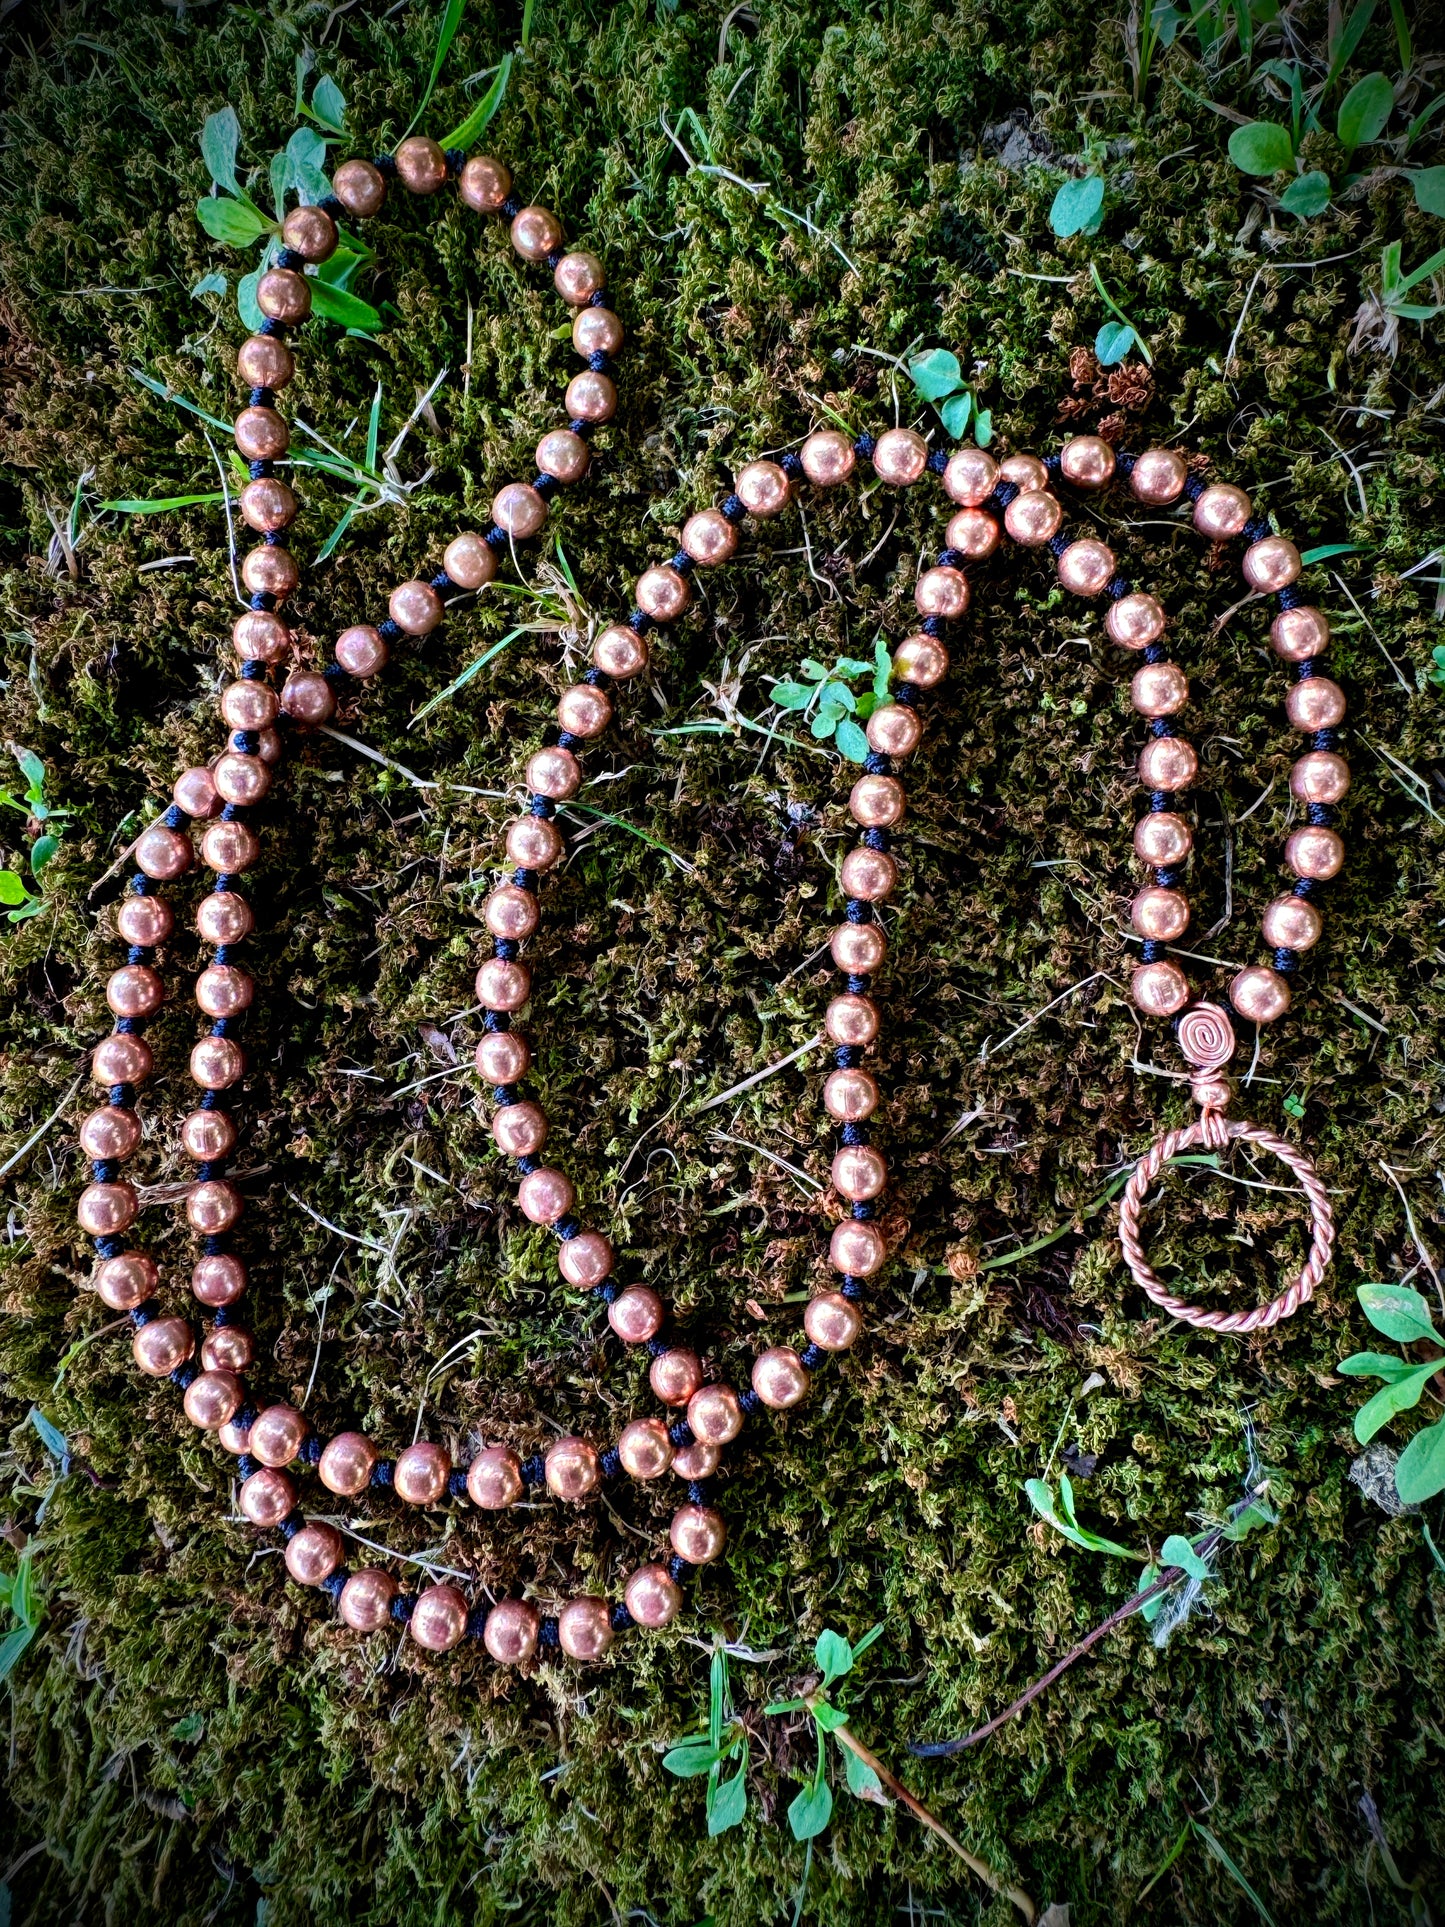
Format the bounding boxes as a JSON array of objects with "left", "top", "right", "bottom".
[
  {"left": 812, "top": 1701, "right": 849, "bottom": 1732},
  {"left": 1228, "top": 120, "right": 1295, "bottom": 175},
  {"left": 1397, "top": 1420, "right": 1445, "bottom": 1504},
  {"left": 909, "top": 348, "right": 962, "bottom": 401},
  {"left": 413, "top": 0, "right": 466, "bottom": 131},
  {"left": 787, "top": 1776, "right": 833, "bottom": 1841},
  {"left": 237, "top": 268, "right": 264, "bottom": 333},
  {"left": 1337, "top": 72, "right": 1394, "bottom": 155},
  {"left": 842, "top": 1744, "right": 882, "bottom": 1800},
  {"left": 1095, "top": 320, "right": 1136, "bottom": 366},
  {"left": 1192, "top": 1822, "right": 1279, "bottom": 1927},
  {"left": 314, "top": 246, "right": 365, "bottom": 293},
  {"left": 269, "top": 149, "right": 291, "bottom": 220},
  {"left": 190, "top": 270, "right": 227, "bottom": 300},
  {"left": 763, "top": 1697, "right": 807, "bottom": 1715},
  {"left": 99, "top": 492, "right": 225, "bottom": 514},
  {"left": 707, "top": 1765, "right": 748, "bottom": 1833},
  {"left": 28, "top": 1408, "right": 66, "bottom": 1460},
  {"left": 1279, "top": 170, "right": 1331, "bottom": 218},
  {"left": 814, "top": 1628, "right": 852, "bottom": 1683},
  {"left": 1338, "top": 1350, "right": 1417, "bottom": 1379},
  {"left": 1161, "top": 1534, "right": 1209, "bottom": 1580},
  {"left": 311, "top": 76, "right": 347, "bottom": 133},
  {"left": 850, "top": 1622, "right": 884, "bottom": 1662},
  {"left": 1299, "top": 541, "right": 1361, "bottom": 564},
  {"left": 811, "top": 705, "right": 843, "bottom": 738},
  {"left": 199, "top": 106, "right": 241, "bottom": 194},
  {"left": 939, "top": 390, "right": 974, "bottom": 439},
  {"left": 28, "top": 836, "right": 56, "bottom": 878},
  {"left": 817, "top": 681, "right": 855, "bottom": 713},
  {"left": 1138, "top": 1562, "right": 1166, "bottom": 1622},
  {"left": 1358, "top": 1283, "right": 1440, "bottom": 1345},
  {"left": 1395, "top": 241, "right": 1445, "bottom": 294},
  {"left": 441, "top": 52, "right": 513, "bottom": 152},
  {"left": 1049, "top": 173, "right": 1105, "bottom": 238},
  {"left": 799, "top": 659, "right": 828, "bottom": 681},
  {"left": 306, "top": 277, "right": 383, "bottom": 334},
  {"left": 1414, "top": 167, "right": 1445, "bottom": 217},
  {"left": 0, "top": 1624, "right": 36, "bottom": 1685},
  {"left": 1352, "top": 1362, "right": 1437, "bottom": 1444},
  {"left": 834, "top": 718, "right": 870, "bottom": 764},
  {"left": 1025, "top": 1478, "right": 1142, "bottom": 1560},
  {"left": 1221, "top": 1499, "right": 1276, "bottom": 1542},
  {"left": 973, "top": 406, "right": 993, "bottom": 446},
  {"left": 663, "top": 1739, "right": 725, "bottom": 1778},
  {"left": 13, "top": 748, "right": 44, "bottom": 795},
  {"left": 771, "top": 681, "right": 815, "bottom": 710},
  {"left": 365, "top": 382, "right": 383, "bottom": 471},
  {"left": 0, "top": 872, "right": 28, "bottom": 906},
  {"left": 171, "top": 1712, "right": 205, "bottom": 1742}
]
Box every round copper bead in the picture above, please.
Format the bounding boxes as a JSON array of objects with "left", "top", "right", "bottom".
[
  {"left": 476, "top": 957, "right": 531, "bottom": 1012},
  {"left": 394, "top": 136, "right": 447, "bottom": 195},
  {"left": 237, "top": 334, "right": 294, "bottom": 390},
  {"left": 593, "top": 623, "right": 648, "bottom": 679},
  {"left": 1231, "top": 965, "right": 1291, "bottom": 1025},
  {"left": 135, "top": 825, "right": 192, "bottom": 881},
  {"left": 625, "top": 1564, "right": 682, "bottom": 1629},
  {"left": 280, "top": 672, "right": 334, "bottom": 726},
  {"left": 618, "top": 1417, "right": 674, "bottom": 1479},
  {"left": 557, "top": 682, "right": 612, "bottom": 737},
  {"left": 201, "top": 1324, "right": 252, "bottom": 1373},
  {"left": 1004, "top": 490, "right": 1064, "bottom": 546},
  {"left": 95, "top": 1252, "right": 157, "bottom": 1310},
  {"left": 256, "top": 268, "right": 311, "bottom": 325},
  {"left": 1286, "top": 825, "right": 1344, "bottom": 880},
  {"left": 873, "top": 428, "right": 929, "bottom": 487},
  {"left": 849, "top": 773, "right": 906, "bottom": 830},
  {"left": 1243, "top": 536, "right": 1301, "bottom": 593},
  {"left": 554, "top": 250, "right": 605, "bottom": 304},
  {"left": 537, "top": 428, "right": 590, "bottom": 485},
  {"left": 558, "top": 1596, "right": 613, "bottom": 1662},
  {"left": 735, "top": 460, "right": 791, "bottom": 518},
  {"left": 485, "top": 884, "right": 540, "bottom": 941},
  {"left": 607, "top": 1284, "right": 662, "bottom": 1342},
  {"left": 670, "top": 1504, "right": 726, "bottom": 1564},
  {"left": 458, "top": 154, "right": 510, "bottom": 212},
  {"left": 804, "top": 1291, "right": 862, "bottom": 1351},
  {"left": 672, "top": 1440, "right": 720, "bottom": 1480},
  {"left": 241, "top": 545, "right": 298, "bottom": 600},
  {"left": 830, "top": 921, "right": 886, "bottom": 974},
  {"left": 332, "top": 159, "right": 387, "bottom": 217},
  {"left": 545, "top": 1435, "right": 599, "bottom": 1501},
  {"left": 234, "top": 405, "right": 288, "bottom": 461},
  {"left": 1193, "top": 482, "right": 1252, "bottom": 541},
  {"left": 1131, "top": 662, "right": 1188, "bottom": 717},
  {"left": 187, "top": 1176, "right": 242, "bottom": 1237},
  {"left": 1060, "top": 435, "right": 1116, "bottom": 490},
  {"left": 511, "top": 204, "right": 563, "bottom": 260},
  {"left": 442, "top": 533, "right": 497, "bottom": 591},
  {"left": 107, "top": 964, "right": 163, "bottom": 1018},
  {"left": 79, "top": 1104, "right": 141, "bottom": 1163},
  {"left": 1107, "top": 593, "right": 1167, "bottom": 650},
  {"left": 77, "top": 1180, "right": 137, "bottom": 1237},
  {"left": 945, "top": 507, "right": 1001, "bottom": 561},
  {"left": 468, "top": 1445, "right": 523, "bottom": 1509},
  {"left": 221, "top": 680, "right": 279, "bottom": 731},
  {"left": 1129, "top": 448, "right": 1188, "bottom": 505},
  {"left": 518, "top": 1166, "right": 573, "bottom": 1224},
  {"left": 493, "top": 1100, "right": 547, "bottom": 1158},
  {"left": 476, "top": 1030, "right": 531, "bottom": 1083},
  {"left": 280, "top": 204, "right": 336, "bottom": 262},
  {"left": 1134, "top": 811, "right": 1192, "bottom": 867},
  {"left": 493, "top": 482, "right": 548, "bottom": 539},
  {"left": 825, "top": 993, "right": 879, "bottom": 1047},
  {"left": 687, "top": 1384, "right": 743, "bottom": 1446},
  {"left": 1285, "top": 677, "right": 1346, "bottom": 731},
  {"left": 239, "top": 1467, "right": 294, "bottom": 1529},
  {"left": 1261, "top": 894, "right": 1322, "bottom": 951},
  {"left": 943, "top": 446, "right": 998, "bottom": 506},
  {"left": 132, "top": 1316, "right": 192, "bottom": 1377},
  {"left": 391, "top": 1441, "right": 449, "bottom": 1507},
  {"left": 1131, "top": 886, "right": 1190, "bottom": 941},
  {"left": 249, "top": 1404, "right": 307, "bottom": 1468},
  {"left": 1130, "top": 959, "right": 1190, "bottom": 1017},
  {"left": 286, "top": 1522, "right": 344, "bottom": 1587},
  {"left": 389, "top": 580, "right": 443, "bottom": 635},
  {"left": 866, "top": 703, "right": 922, "bottom": 758},
  {"left": 557, "top": 1226, "right": 608, "bottom": 1286},
  {"left": 212, "top": 749, "right": 269, "bottom": 807},
  {"left": 233, "top": 610, "right": 289, "bottom": 663},
  {"left": 800, "top": 430, "right": 856, "bottom": 488},
  {"left": 526, "top": 745, "right": 581, "bottom": 801},
  {"left": 411, "top": 1584, "right": 469, "bottom": 1653},
  {"left": 93, "top": 1032, "right": 152, "bottom": 1087},
  {"left": 192, "top": 1252, "right": 245, "bottom": 1307},
  {"left": 1271, "top": 606, "right": 1329, "bottom": 661},
  {"left": 752, "top": 1346, "right": 810, "bottom": 1410},
  {"left": 334, "top": 625, "right": 388, "bottom": 679},
  {"left": 116, "top": 894, "right": 173, "bottom": 946},
  {"left": 823, "top": 1066, "right": 879, "bottom": 1122},
  {"left": 839, "top": 847, "right": 896, "bottom": 902},
  {"left": 1058, "top": 538, "right": 1115, "bottom": 598},
  {"left": 1000, "top": 453, "right": 1049, "bottom": 492},
  {"left": 484, "top": 1598, "right": 539, "bottom": 1665},
  {"left": 318, "top": 1431, "right": 377, "bottom": 1497},
  {"left": 565, "top": 370, "right": 616, "bottom": 421},
  {"left": 1290, "top": 751, "right": 1350, "bottom": 805},
  {"left": 197, "top": 892, "right": 253, "bottom": 946},
  {"left": 893, "top": 634, "right": 949, "bottom": 687},
  {"left": 175, "top": 768, "right": 220, "bottom": 822},
  {"left": 339, "top": 1568, "right": 398, "bottom": 1632},
  {"left": 1138, "top": 736, "right": 1199, "bottom": 791},
  {"left": 189, "top": 1034, "right": 244, "bottom": 1090},
  {"left": 681, "top": 509, "right": 738, "bottom": 566},
  {"left": 635, "top": 566, "right": 690, "bottom": 621},
  {"left": 240, "top": 476, "right": 296, "bottom": 533},
  {"left": 915, "top": 567, "right": 969, "bottom": 620},
  {"left": 572, "top": 305, "right": 623, "bottom": 356},
  {"left": 180, "top": 1108, "right": 237, "bottom": 1164},
  {"left": 833, "top": 1143, "right": 887, "bottom": 1201},
  {"left": 171, "top": 1352, "right": 226, "bottom": 1407},
  {"left": 829, "top": 1218, "right": 886, "bottom": 1277},
  {"left": 650, "top": 1347, "right": 703, "bottom": 1406},
  {"left": 201, "top": 820, "right": 259, "bottom": 873}
]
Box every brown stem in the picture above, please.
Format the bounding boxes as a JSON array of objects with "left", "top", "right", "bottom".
[
  {"left": 911, "top": 1527, "right": 1230, "bottom": 1760},
  {"left": 832, "top": 1724, "right": 1037, "bottom": 1925}
]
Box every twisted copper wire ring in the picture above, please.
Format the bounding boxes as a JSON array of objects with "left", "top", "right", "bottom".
[{"left": 1117, "top": 1117, "right": 1335, "bottom": 1334}]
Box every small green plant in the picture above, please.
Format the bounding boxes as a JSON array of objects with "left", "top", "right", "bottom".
[
  {"left": 768, "top": 638, "right": 892, "bottom": 763},
  {"left": 1130, "top": 0, "right": 1278, "bottom": 103},
  {"left": 0, "top": 747, "right": 69, "bottom": 922},
  {"left": 764, "top": 1624, "right": 885, "bottom": 1839},
  {"left": 1088, "top": 262, "right": 1152, "bottom": 366},
  {"left": 661, "top": 1644, "right": 750, "bottom": 1835},
  {"left": 1339, "top": 1283, "right": 1445, "bottom": 1505},
  {"left": 1427, "top": 643, "right": 1445, "bottom": 688},
  {"left": 1048, "top": 172, "right": 1104, "bottom": 239},
  {"left": 0, "top": 1544, "right": 42, "bottom": 1684},
  {"left": 907, "top": 348, "right": 992, "bottom": 444}
]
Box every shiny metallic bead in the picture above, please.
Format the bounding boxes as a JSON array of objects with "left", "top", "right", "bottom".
[
  {"left": 649, "top": 1347, "right": 703, "bottom": 1406},
  {"left": 332, "top": 159, "right": 386, "bottom": 216},
  {"left": 1130, "top": 661, "right": 1188, "bottom": 717},
  {"left": 804, "top": 1291, "right": 862, "bottom": 1351},
  {"left": 830, "top": 921, "right": 886, "bottom": 973},
  {"left": 800, "top": 430, "right": 856, "bottom": 487},
  {"left": 735, "top": 460, "right": 791, "bottom": 517},
  {"left": 475, "top": 1030, "right": 531, "bottom": 1084},
  {"left": 200, "top": 1324, "right": 252, "bottom": 1377},
  {"left": 554, "top": 250, "right": 605, "bottom": 304},
  {"left": 233, "top": 610, "right": 290, "bottom": 662},
  {"left": 839, "top": 846, "right": 896, "bottom": 902},
  {"left": 511, "top": 205, "right": 563, "bottom": 260},
  {"left": 1004, "top": 490, "right": 1064, "bottom": 545},
  {"left": 135, "top": 826, "right": 192, "bottom": 881},
  {"left": 195, "top": 965, "right": 254, "bottom": 1021},
  {"left": 483, "top": 1598, "right": 540, "bottom": 1665},
  {"left": 196, "top": 892, "right": 253, "bottom": 946},
  {"left": 1230, "top": 965, "right": 1291, "bottom": 1024},
  {"left": 240, "top": 476, "right": 296, "bottom": 533},
  {"left": 339, "top": 1568, "right": 398, "bottom": 1632},
  {"left": 492, "top": 482, "right": 548, "bottom": 539},
  {"left": 280, "top": 205, "right": 336, "bottom": 261},
  {"left": 537, "top": 428, "right": 590, "bottom": 485},
  {"left": 1270, "top": 605, "right": 1330, "bottom": 661},
  {"left": 1131, "top": 886, "right": 1190, "bottom": 941},
  {"left": 249, "top": 1404, "right": 307, "bottom": 1468},
  {"left": 557, "top": 682, "right": 612, "bottom": 737},
  {"left": 1285, "top": 677, "right": 1346, "bottom": 731},
  {"left": 238, "top": 1466, "right": 294, "bottom": 1528},
  {"left": 829, "top": 1217, "right": 886, "bottom": 1276},
  {"left": 410, "top": 1583, "right": 469, "bottom": 1652},
  {"left": 1289, "top": 751, "right": 1350, "bottom": 805},
  {"left": 625, "top": 1563, "right": 682, "bottom": 1629},
  {"left": 945, "top": 507, "right": 1000, "bottom": 560},
  {"left": 670, "top": 1503, "right": 726, "bottom": 1563},
  {"left": 866, "top": 703, "right": 922, "bottom": 757},
  {"left": 1261, "top": 894, "right": 1323, "bottom": 950},
  {"left": 572, "top": 305, "right": 623, "bottom": 356},
  {"left": 285, "top": 1523, "right": 344, "bottom": 1587},
  {"left": 593, "top": 623, "right": 648, "bottom": 678},
  {"left": 221, "top": 679, "right": 279, "bottom": 730},
  {"left": 825, "top": 993, "right": 879, "bottom": 1047},
  {"left": 525, "top": 745, "right": 581, "bottom": 800},
  {"left": 1242, "top": 536, "right": 1301, "bottom": 592},
  {"left": 823, "top": 1066, "right": 879, "bottom": 1121},
  {"left": 484, "top": 884, "right": 540, "bottom": 942},
  {"left": 892, "top": 633, "right": 949, "bottom": 687},
  {"left": 1107, "top": 593, "right": 1167, "bottom": 650},
  {"left": 319, "top": 1431, "right": 377, "bottom": 1497},
  {"left": 999, "top": 453, "right": 1048, "bottom": 491},
  {"left": 475, "top": 957, "right": 531, "bottom": 1011},
  {"left": 200, "top": 820, "right": 259, "bottom": 872},
  {"left": 95, "top": 1252, "right": 157, "bottom": 1310},
  {"left": 183, "top": 1368, "right": 241, "bottom": 1430},
  {"left": 256, "top": 268, "right": 311, "bottom": 324},
  {"left": 681, "top": 509, "right": 738, "bottom": 566},
  {"left": 672, "top": 1440, "right": 720, "bottom": 1480},
  {"left": 132, "top": 1315, "right": 192, "bottom": 1377},
  {"left": 687, "top": 1384, "right": 743, "bottom": 1446},
  {"left": 335, "top": 624, "right": 388, "bottom": 678},
  {"left": 173, "top": 767, "right": 219, "bottom": 820},
  {"left": 394, "top": 1441, "right": 451, "bottom": 1506},
  {"left": 564, "top": 370, "right": 616, "bottom": 421},
  {"left": 635, "top": 565, "right": 690, "bottom": 620},
  {"left": 114, "top": 894, "right": 172, "bottom": 948},
  {"left": 1057, "top": 538, "right": 1115, "bottom": 597},
  {"left": 458, "top": 155, "right": 511, "bottom": 212},
  {"left": 93, "top": 1032, "right": 152, "bottom": 1087},
  {"left": 914, "top": 567, "right": 969, "bottom": 620},
  {"left": 395, "top": 136, "right": 447, "bottom": 195},
  {"left": 505, "top": 818, "right": 560, "bottom": 875},
  {"left": 1059, "top": 435, "right": 1116, "bottom": 489},
  {"left": 442, "top": 532, "right": 497, "bottom": 590},
  {"left": 191, "top": 1253, "right": 246, "bottom": 1307},
  {"left": 1130, "top": 959, "right": 1191, "bottom": 1017},
  {"left": 234, "top": 405, "right": 288, "bottom": 460},
  {"left": 1138, "top": 736, "right": 1199, "bottom": 791},
  {"left": 280, "top": 672, "right": 334, "bottom": 725},
  {"left": 942, "top": 447, "right": 998, "bottom": 506},
  {"left": 77, "top": 1180, "right": 137, "bottom": 1237},
  {"left": 518, "top": 1166, "right": 574, "bottom": 1224},
  {"left": 1286, "top": 825, "right": 1344, "bottom": 880},
  {"left": 849, "top": 773, "right": 906, "bottom": 828},
  {"left": 389, "top": 580, "right": 443, "bottom": 635},
  {"left": 241, "top": 544, "right": 298, "bottom": 600},
  {"left": 558, "top": 1596, "right": 613, "bottom": 1661},
  {"left": 872, "top": 428, "right": 928, "bottom": 486},
  {"left": 107, "top": 963, "right": 163, "bottom": 1017},
  {"left": 752, "top": 1346, "right": 810, "bottom": 1409},
  {"left": 618, "top": 1417, "right": 674, "bottom": 1479},
  {"left": 560, "top": 1229, "right": 615, "bottom": 1289},
  {"left": 1134, "top": 811, "right": 1193, "bottom": 867},
  {"left": 79, "top": 1104, "right": 141, "bottom": 1162},
  {"left": 492, "top": 1099, "right": 547, "bottom": 1158},
  {"left": 237, "top": 334, "right": 294, "bottom": 390},
  {"left": 467, "top": 1445, "right": 523, "bottom": 1509},
  {"left": 212, "top": 749, "right": 269, "bottom": 807},
  {"left": 189, "top": 1034, "right": 244, "bottom": 1090},
  {"left": 833, "top": 1143, "right": 887, "bottom": 1201},
  {"left": 1193, "top": 482, "right": 1252, "bottom": 541},
  {"left": 607, "top": 1284, "right": 663, "bottom": 1343},
  {"left": 545, "top": 1435, "right": 599, "bottom": 1501},
  {"left": 1129, "top": 448, "right": 1188, "bottom": 504}
]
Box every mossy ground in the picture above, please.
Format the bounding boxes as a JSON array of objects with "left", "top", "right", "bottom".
[{"left": 1, "top": 1, "right": 1443, "bottom": 1921}]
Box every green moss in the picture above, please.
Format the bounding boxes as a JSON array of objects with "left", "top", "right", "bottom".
[{"left": 2, "top": 0, "right": 1444, "bottom": 1921}]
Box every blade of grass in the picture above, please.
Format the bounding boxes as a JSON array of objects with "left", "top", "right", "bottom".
[
  {"left": 1191, "top": 1823, "right": 1278, "bottom": 1927},
  {"left": 560, "top": 801, "right": 696, "bottom": 872},
  {"left": 129, "top": 368, "right": 235, "bottom": 434},
  {"left": 409, "top": 629, "right": 525, "bottom": 726},
  {"left": 441, "top": 53, "right": 513, "bottom": 151},
  {"left": 406, "top": 0, "right": 466, "bottom": 136},
  {"left": 98, "top": 492, "right": 225, "bottom": 513}
]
